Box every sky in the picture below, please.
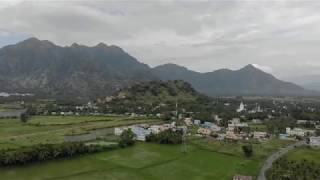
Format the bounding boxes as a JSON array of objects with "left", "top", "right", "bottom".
[{"left": 1, "top": 0, "right": 320, "bottom": 79}]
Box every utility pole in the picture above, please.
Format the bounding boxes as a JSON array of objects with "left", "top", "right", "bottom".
[
  {"left": 175, "top": 98, "right": 178, "bottom": 120},
  {"left": 181, "top": 129, "right": 187, "bottom": 154}
]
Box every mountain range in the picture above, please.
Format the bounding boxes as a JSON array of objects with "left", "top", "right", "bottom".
[
  {"left": 153, "top": 63, "right": 317, "bottom": 97},
  {"left": 0, "top": 38, "right": 155, "bottom": 99},
  {"left": 0, "top": 37, "right": 317, "bottom": 99},
  {"left": 284, "top": 75, "right": 320, "bottom": 91}
]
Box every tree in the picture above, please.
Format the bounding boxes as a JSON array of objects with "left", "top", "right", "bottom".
[
  {"left": 20, "top": 113, "right": 28, "bottom": 123},
  {"left": 118, "top": 129, "right": 136, "bottom": 148},
  {"left": 146, "top": 129, "right": 182, "bottom": 144},
  {"left": 242, "top": 145, "right": 253, "bottom": 158}
]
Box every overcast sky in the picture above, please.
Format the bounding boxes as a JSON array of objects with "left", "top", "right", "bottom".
[{"left": 1, "top": 0, "right": 320, "bottom": 78}]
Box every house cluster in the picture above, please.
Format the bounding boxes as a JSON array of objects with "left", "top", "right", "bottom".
[
  {"left": 185, "top": 117, "right": 269, "bottom": 141},
  {"left": 278, "top": 127, "right": 316, "bottom": 140},
  {"left": 184, "top": 118, "right": 221, "bottom": 137},
  {"left": 114, "top": 122, "right": 187, "bottom": 141},
  {"left": 226, "top": 118, "right": 250, "bottom": 140}
]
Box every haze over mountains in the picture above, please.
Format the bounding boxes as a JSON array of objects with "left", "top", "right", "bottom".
[{"left": 0, "top": 38, "right": 317, "bottom": 99}]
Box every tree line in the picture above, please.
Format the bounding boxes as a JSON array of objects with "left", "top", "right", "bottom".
[{"left": 0, "top": 142, "right": 116, "bottom": 166}]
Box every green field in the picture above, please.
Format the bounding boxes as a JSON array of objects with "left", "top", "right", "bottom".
[
  {"left": 284, "top": 146, "right": 320, "bottom": 163},
  {"left": 0, "top": 115, "right": 160, "bottom": 150},
  {"left": 248, "top": 123, "right": 268, "bottom": 132},
  {"left": 0, "top": 140, "right": 291, "bottom": 180},
  {"left": 0, "top": 136, "right": 293, "bottom": 180},
  {"left": 0, "top": 115, "right": 296, "bottom": 180},
  {"left": 27, "top": 115, "right": 126, "bottom": 125}
]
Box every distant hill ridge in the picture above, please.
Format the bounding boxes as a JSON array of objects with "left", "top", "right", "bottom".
[
  {"left": 152, "top": 63, "right": 318, "bottom": 97},
  {"left": 0, "top": 37, "right": 317, "bottom": 99}
]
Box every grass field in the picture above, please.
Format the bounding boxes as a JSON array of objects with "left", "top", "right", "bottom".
[
  {"left": 248, "top": 123, "right": 268, "bottom": 132},
  {"left": 0, "top": 115, "right": 160, "bottom": 150},
  {"left": 0, "top": 142, "right": 277, "bottom": 180},
  {"left": 27, "top": 115, "right": 126, "bottom": 125},
  {"left": 0, "top": 115, "right": 296, "bottom": 180},
  {"left": 284, "top": 146, "right": 320, "bottom": 163},
  {"left": 0, "top": 137, "right": 294, "bottom": 180}
]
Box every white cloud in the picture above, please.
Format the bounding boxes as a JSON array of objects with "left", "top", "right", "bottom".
[{"left": 252, "top": 64, "right": 273, "bottom": 73}]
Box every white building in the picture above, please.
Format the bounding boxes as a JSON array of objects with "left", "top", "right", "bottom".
[
  {"left": 114, "top": 127, "right": 128, "bottom": 136},
  {"left": 237, "top": 102, "right": 245, "bottom": 113},
  {"left": 309, "top": 137, "right": 320, "bottom": 146},
  {"left": 253, "top": 131, "right": 268, "bottom": 139},
  {"left": 252, "top": 119, "right": 262, "bottom": 124},
  {"left": 149, "top": 125, "right": 161, "bottom": 134},
  {"left": 286, "top": 127, "right": 305, "bottom": 137},
  {"left": 194, "top": 119, "right": 201, "bottom": 125}
]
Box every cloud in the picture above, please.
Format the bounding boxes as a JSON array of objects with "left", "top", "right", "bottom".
[
  {"left": 0, "top": 0, "right": 320, "bottom": 78},
  {"left": 252, "top": 64, "right": 273, "bottom": 73}
]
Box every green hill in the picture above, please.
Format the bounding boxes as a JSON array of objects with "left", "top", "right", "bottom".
[{"left": 101, "top": 80, "right": 211, "bottom": 114}]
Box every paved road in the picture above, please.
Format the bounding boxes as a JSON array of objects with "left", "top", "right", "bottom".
[{"left": 257, "top": 140, "right": 306, "bottom": 180}]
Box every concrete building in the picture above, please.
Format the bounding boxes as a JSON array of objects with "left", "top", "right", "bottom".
[
  {"left": 279, "top": 134, "right": 289, "bottom": 140},
  {"left": 114, "top": 127, "right": 128, "bottom": 136},
  {"left": 309, "top": 137, "right": 320, "bottom": 146},
  {"left": 197, "top": 128, "right": 212, "bottom": 136},
  {"left": 253, "top": 131, "right": 268, "bottom": 139},
  {"left": 184, "top": 118, "right": 193, "bottom": 126},
  {"left": 286, "top": 127, "right": 305, "bottom": 137},
  {"left": 251, "top": 119, "right": 262, "bottom": 124},
  {"left": 193, "top": 119, "right": 201, "bottom": 125}
]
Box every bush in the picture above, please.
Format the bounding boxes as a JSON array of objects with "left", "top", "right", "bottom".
[
  {"left": 242, "top": 144, "right": 253, "bottom": 158},
  {"left": 146, "top": 129, "right": 182, "bottom": 144}
]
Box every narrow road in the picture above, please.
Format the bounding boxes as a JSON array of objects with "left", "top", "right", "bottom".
[{"left": 257, "top": 140, "right": 306, "bottom": 180}]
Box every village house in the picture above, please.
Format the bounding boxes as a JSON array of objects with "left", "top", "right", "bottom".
[
  {"left": 197, "top": 128, "right": 212, "bottom": 136},
  {"left": 184, "top": 118, "right": 193, "bottom": 126},
  {"left": 279, "top": 133, "right": 290, "bottom": 140},
  {"left": 286, "top": 127, "right": 305, "bottom": 137},
  {"left": 149, "top": 125, "right": 161, "bottom": 134},
  {"left": 251, "top": 119, "right": 262, "bottom": 124},
  {"left": 129, "top": 126, "right": 151, "bottom": 141},
  {"left": 253, "top": 131, "right": 268, "bottom": 139},
  {"left": 193, "top": 119, "right": 201, "bottom": 125},
  {"left": 201, "top": 121, "right": 213, "bottom": 128},
  {"left": 115, "top": 122, "right": 180, "bottom": 141},
  {"left": 213, "top": 115, "right": 222, "bottom": 123},
  {"left": 114, "top": 127, "right": 128, "bottom": 136},
  {"left": 309, "top": 136, "right": 320, "bottom": 146}
]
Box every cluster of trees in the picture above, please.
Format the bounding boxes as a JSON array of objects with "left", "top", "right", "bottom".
[
  {"left": 267, "top": 158, "right": 320, "bottom": 180},
  {"left": 265, "top": 117, "right": 296, "bottom": 134},
  {"left": 118, "top": 129, "right": 136, "bottom": 148},
  {"left": 146, "top": 129, "right": 183, "bottom": 144},
  {"left": 0, "top": 142, "right": 114, "bottom": 166}
]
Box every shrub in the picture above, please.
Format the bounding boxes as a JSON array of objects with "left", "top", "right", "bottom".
[
  {"left": 146, "top": 129, "right": 182, "bottom": 144},
  {"left": 242, "top": 144, "right": 253, "bottom": 158}
]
